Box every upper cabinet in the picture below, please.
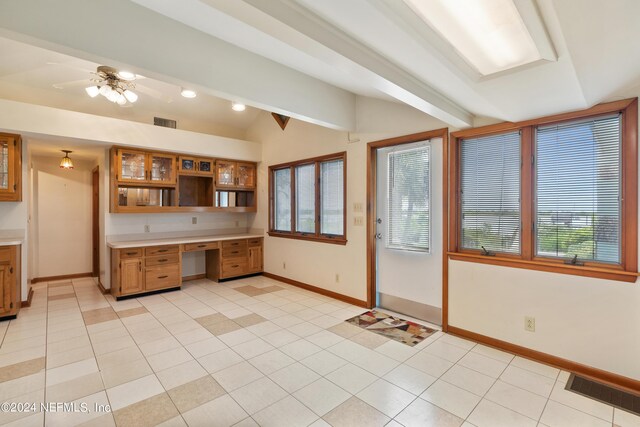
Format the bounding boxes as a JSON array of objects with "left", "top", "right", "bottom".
[
  {"left": 117, "top": 149, "right": 176, "bottom": 185},
  {"left": 178, "top": 156, "right": 214, "bottom": 176},
  {"left": 216, "top": 160, "right": 256, "bottom": 189},
  {"left": 111, "top": 147, "right": 257, "bottom": 213},
  {"left": 0, "top": 133, "right": 22, "bottom": 202}
]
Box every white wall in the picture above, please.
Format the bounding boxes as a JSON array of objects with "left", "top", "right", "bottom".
[
  {"left": 247, "top": 97, "right": 448, "bottom": 302},
  {"left": 31, "top": 156, "right": 93, "bottom": 277}
]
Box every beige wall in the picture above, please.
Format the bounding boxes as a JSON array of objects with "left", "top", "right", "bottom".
[
  {"left": 31, "top": 156, "right": 93, "bottom": 278},
  {"left": 247, "top": 97, "right": 448, "bottom": 303}
]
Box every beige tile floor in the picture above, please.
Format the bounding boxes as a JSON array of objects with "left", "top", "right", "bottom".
[{"left": 0, "top": 275, "right": 636, "bottom": 427}]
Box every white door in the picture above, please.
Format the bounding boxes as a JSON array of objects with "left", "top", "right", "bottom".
[{"left": 375, "top": 138, "right": 443, "bottom": 324}]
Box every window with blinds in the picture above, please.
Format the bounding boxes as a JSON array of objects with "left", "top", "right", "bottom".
[
  {"left": 460, "top": 131, "right": 521, "bottom": 254},
  {"left": 273, "top": 168, "right": 291, "bottom": 232},
  {"left": 321, "top": 159, "right": 344, "bottom": 236},
  {"left": 295, "top": 164, "right": 316, "bottom": 234},
  {"left": 387, "top": 144, "right": 430, "bottom": 251},
  {"left": 535, "top": 114, "right": 621, "bottom": 263}
]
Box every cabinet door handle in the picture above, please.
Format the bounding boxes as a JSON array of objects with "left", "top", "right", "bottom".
[
  {"left": 139, "top": 262, "right": 142, "bottom": 272},
  {"left": 231, "top": 265, "right": 239, "bottom": 268},
  {"left": 9, "top": 267, "right": 13, "bottom": 274},
  {"left": 158, "top": 275, "right": 168, "bottom": 279},
  {"left": 157, "top": 249, "right": 168, "bottom": 253},
  {"left": 197, "top": 244, "right": 206, "bottom": 248},
  {"left": 126, "top": 252, "right": 137, "bottom": 256},
  {"left": 158, "top": 259, "right": 168, "bottom": 262}
]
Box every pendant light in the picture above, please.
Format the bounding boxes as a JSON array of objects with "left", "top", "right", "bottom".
[{"left": 60, "top": 150, "right": 74, "bottom": 169}]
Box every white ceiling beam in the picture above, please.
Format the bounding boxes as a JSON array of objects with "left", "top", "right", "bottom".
[
  {"left": 0, "top": 0, "right": 356, "bottom": 130},
  {"left": 236, "top": 0, "right": 472, "bottom": 127}
]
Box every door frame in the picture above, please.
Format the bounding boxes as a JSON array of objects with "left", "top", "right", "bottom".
[
  {"left": 92, "top": 166, "right": 100, "bottom": 277},
  {"left": 366, "top": 128, "right": 449, "bottom": 331}
]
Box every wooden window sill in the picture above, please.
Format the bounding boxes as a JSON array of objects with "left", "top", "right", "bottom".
[
  {"left": 447, "top": 252, "right": 638, "bottom": 283},
  {"left": 268, "top": 231, "right": 347, "bottom": 246}
]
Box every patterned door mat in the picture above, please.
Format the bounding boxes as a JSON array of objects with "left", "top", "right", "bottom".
[{"left": 345, "top": 310, "right": 437, "bottom": 347}]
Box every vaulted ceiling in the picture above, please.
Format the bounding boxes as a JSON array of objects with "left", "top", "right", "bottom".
[{"left": 0, "top": 0, "right": 638, "bottom": 133}]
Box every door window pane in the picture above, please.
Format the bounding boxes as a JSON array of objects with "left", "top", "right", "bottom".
[
  {"left": 535, "top": 115, "right": 621, "bottom": 263},
  {"left": 387, "top": 143, "right": 430, "bottom": 251},
  {"left": 273, "top": 168, "right": 291, "bottom": 232},
  {"left": 320, "top": 159, "right": 344, "bottom": 236},
  {"left": 460, "top": 131, "right": 521, "bottom": 254},
  {"left": 295, "top": 164, "right": 316, "bottom": 233}
]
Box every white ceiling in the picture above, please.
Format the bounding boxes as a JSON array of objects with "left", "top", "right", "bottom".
[
  {"left": 0, "top": 37, "right": 261, "bottom": 139},
  {"left": 0, "top": 0, "right": 638, "bottom": 132}
]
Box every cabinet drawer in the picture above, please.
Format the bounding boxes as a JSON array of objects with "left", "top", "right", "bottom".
[
  {"left": 247, "top": 238, "right": 262, "bottom": 247},
  {"left": 119, "top": 248, "right": 143, "bottom": 258},
  {"left": 145, "top": 245, "right": 179, "bottom": 256},
  {"left": 221, "top": 259, "right": 248, "bottom": 277},
  {"left": 145, "top": 253, "right": 180, "bottom": 267},
  {"left": 222, "top": 247, "right": 247, "bottom": 258},
  {"left": 145, "top": 265, "right": 180, "bottom": 290},
  {"left": 221, "top": 240, "right": 247, "bottom": 249},
  {"left": 184, "top": 242, "right": 219, "bottom": 252}
]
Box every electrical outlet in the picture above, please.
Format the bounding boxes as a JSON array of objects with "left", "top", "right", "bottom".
[
  {"left": 235, "top": 220, "right": 240, "bottom": 227},
  {"left": 282, "top": 262, "right": 286, "bottom": 270},
  {"left": 192, "top": 217, "right": 197, "bottom": 225},
  {"left": 335, "top": 274, "right": 340, "bottom": 283},
  {"left": 525, "top": 316, "right": 536, "bottom": 332},
  {"left": 353, "top": 202, "right": 363, "bottom": 213},
  {"left": 144, "top": 225, "right": 150, "bottom": 233},
  {"left": 353, "top": 216, "right": 364, "bottom": 226}
]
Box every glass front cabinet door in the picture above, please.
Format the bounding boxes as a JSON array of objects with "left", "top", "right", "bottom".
[
  {"left": 179, "top": 157, "right": 213, "bottom": 176},
  {"left": 216, "top": 160, "right": 236, "bottom": 187},
  {"left": 149, "top": 153, "right": 176, "bottom": 184},
  {"left": 0, "top": 133, "right": 21, "bottom": 202},
  {"left": 118, "top": 150, "right": 147, "bottom": 183},
  {"left": 237, "top": 162, "right": 256, "bottom": 188}
]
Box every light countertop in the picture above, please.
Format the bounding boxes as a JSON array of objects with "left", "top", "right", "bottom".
[
  {"left": 0, "top": 237, "right": 23, "bottom": 247},
  {"left": 107, "top": 232, "right": 263, "bottom": 249}
]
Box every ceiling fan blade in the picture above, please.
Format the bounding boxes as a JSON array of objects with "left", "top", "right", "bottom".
[{"left": 52, "top": 79, "right": 91, "bottom": 89}]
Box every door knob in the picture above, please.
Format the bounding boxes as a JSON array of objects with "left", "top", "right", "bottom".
[{"left": 375, "top": 233, "right": 383, "bottom": 240}]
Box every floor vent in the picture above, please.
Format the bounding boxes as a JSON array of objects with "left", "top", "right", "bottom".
[
  {"left": 565, "top": 374, "right": 640, "bottom": 416},
  {"left": 154, "top": 117, "right": 177, "bottom": 129}
]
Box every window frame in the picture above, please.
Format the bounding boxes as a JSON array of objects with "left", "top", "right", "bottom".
[
  {"left": 268, "top": 151, "right": 347, "bottom": 245},
  {"left": 448, "top": 98, "right": 638, "bottom": 282}
]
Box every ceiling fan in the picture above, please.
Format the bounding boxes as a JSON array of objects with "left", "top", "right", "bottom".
[{"left": 48, "top": 63, "right": 172, "bottom": 105}]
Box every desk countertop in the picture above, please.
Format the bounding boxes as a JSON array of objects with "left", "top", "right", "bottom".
[{"left": 107, "top": 233, "right": 264, "bottom": 249}]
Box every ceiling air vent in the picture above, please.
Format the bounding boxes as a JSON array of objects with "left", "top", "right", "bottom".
[{"left": 154, "top": 117, "right": 177, "bottom": 129}]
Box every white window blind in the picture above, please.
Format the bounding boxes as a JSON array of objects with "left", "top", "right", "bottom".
[
  {"left": 460, "top": 131, "right": 521, "bottom": 254},
  {"left": 387, "top": 143, "right": 430, "bottom": 252},
  {"left": 535, "top": 114, "right": 621, "bottom": 263},
  {"left": 295, "top": 164, "right": 316, "bottom": 234},
  {"left": 320, "top": 159, "right": 344, "bottom": 236},
  {"left": 273, "top": 168, "right": 291, "bottom": 232}
]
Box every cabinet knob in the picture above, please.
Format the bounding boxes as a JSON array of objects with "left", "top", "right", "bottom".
[
  {"left": 9, "top": 267, "right": 13, "bottom": 274},
  {"left": 158, "top": 275, "right": 168, "bottom": 279}
]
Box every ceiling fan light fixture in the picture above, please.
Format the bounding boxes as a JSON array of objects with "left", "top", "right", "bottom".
[
  {"left": 231, "top": 102, "right": 246, "bottom": 112},
  {"left": 117, "top": 70, "right": 136, "bottom": 81},
  {"left": 59, "top": 150, "right": 74, "bottom": 169},
  {"left": 85, "top": 86, "right": 100, "bottom": 97},
  {"left": 99, "top": 85, "right": 111, "bottom": 96},
  {"left": 180, "top": 88, "right": 197, "bottom": 98},
  {"left": 116, "top": 94, "right": 127, "bottom": 105},
  {"left": 124, "top": 89, "right": 138, "bottom": 103}
]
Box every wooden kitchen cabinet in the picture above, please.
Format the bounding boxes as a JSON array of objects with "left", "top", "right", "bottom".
[
  {"left": 111, "top": 245, "right": 181, "bottom": 298},
  {"left": 0, "top": 133, "right": 22, "bottom": 202},
  {"left": 116, "top": 149, "right": 176, "bottom": 185},
  {"left": 218, "top": 238, "right": 263, "bottom": 279},
  {"left": 0, "top": 245, "right": 21, "bottom": 318},
  {"left": 179, "top": 156, "right": 214, "bottom": 175},
  {"left": 215, "top": 160, "right": 256, "bottom": 189}
]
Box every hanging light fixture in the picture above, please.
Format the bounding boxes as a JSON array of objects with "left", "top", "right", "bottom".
[
  {"left": 59, "top": 150, "right": 74, "bottom": 169},
  {"left": 85, "top": 66, "right": 138, "bottom": 106}
]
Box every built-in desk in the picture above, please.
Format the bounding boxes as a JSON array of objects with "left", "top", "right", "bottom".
[{"left": 108, "top": 233, "right": 263, "bottom": 299}]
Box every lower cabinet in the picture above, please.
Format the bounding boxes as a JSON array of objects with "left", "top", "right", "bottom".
[
  {"left": 0, "top": 245, "right": 21, "bottom": 318},
  {"left": 219, "top": 238, "right": 263, "bottom": 279},
  {"left": 111, "top": 245, "right": 181, "bottom": 298}
]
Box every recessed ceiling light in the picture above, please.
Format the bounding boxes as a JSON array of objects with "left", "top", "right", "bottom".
[
  {"left": 231, "top": 102, "right": 246, "bottom": 112},
  {"left": 404, "top": 0, "right": 544, "bottom": 76},
  {"left": 117, "top": 70, "right": 136, "bottom": 81},
  {"left": 181, "top": 88, "right": 197, "bottom": 98}
]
